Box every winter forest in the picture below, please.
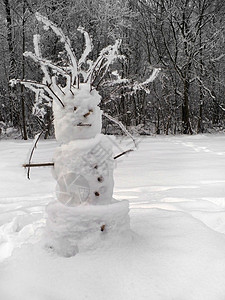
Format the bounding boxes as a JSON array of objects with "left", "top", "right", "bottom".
[{"left": 0, "top": 0, "right": 224, "bottom": 139}]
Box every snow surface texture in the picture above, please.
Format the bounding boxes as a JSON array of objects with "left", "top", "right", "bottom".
[{"left": 0, "top": 134, "right": 225, "bottom": 299}]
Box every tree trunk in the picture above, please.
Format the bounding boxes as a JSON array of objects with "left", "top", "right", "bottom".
[
  {"left": 3, "top": 0, "right": 16, "bottom": 78},
  {"left": 182, "top": 79, "right": 193, "bottom": 134},
  {"left": 44, "top": 107, "right": 53, "bottom": 139},
  {"left": 3, "top": 0, "right": 18, "bottom": 128},
  {"left": 197, "top": 100, "right": 204, "bottom": 133},
  {"left": 20, "top": 0, "right": 28, "bottom": 140}
]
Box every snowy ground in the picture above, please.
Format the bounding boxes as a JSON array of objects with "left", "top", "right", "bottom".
[{"left": 0, "top": 134, "right": 225, "bottom": 300}]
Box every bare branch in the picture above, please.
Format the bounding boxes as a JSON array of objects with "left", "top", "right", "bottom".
[
  {"left": 103, "top": 112, "right": 137, "bottom": 147},
  {"left": 23, "top": 162, "right": 54, "bottom": 168},
  {"left": 26, "top": 131, "right": 44, "bottom": 179},
  {"left": 114, "top": 149, "right": 134, "bottom": 159}
]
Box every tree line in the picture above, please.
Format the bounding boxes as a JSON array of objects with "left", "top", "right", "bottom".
[{"left": 0, "top": 0, "right": 224, "bottom": 139}]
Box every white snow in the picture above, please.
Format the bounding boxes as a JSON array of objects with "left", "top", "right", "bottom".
[{"left": 1, "top": 134, "right": 225, "bottom": 299}]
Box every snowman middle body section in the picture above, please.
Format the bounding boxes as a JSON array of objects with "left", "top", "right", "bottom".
[{"left": 52, "top": 84, "right": 114, "bottom": 206}]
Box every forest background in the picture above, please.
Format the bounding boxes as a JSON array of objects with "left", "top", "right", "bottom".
[{"left": 0, "top": 0, "right": 224, "bottom": 139}]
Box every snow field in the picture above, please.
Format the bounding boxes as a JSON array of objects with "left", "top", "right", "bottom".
[{"left": 0, "top": 134, "right": 225, "bottom": 299}]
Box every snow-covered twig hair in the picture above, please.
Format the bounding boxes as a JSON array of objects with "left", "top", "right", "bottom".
[{"left": 10, "top": 13, "right": 124, "bottom": 110}]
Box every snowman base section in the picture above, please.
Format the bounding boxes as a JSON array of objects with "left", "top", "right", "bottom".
[{"left": 44, "top": 200, "right": 130, "bottom": 257}]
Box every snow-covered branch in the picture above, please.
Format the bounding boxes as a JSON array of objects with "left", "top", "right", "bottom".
[
  {"left": 195, "top": 77, "right": 225, "bottom": 112},
  {"left": 10, "top": 79, "right": 64, "bottom": 107},
  {"left": 195, "top": 77, "right": 215, "bottom": 99},
  {"left": 33, "top": 34, "right": 51, "bottom": 85},
  {"left": 24, "top": 51, "right": 68, "bottom": 78},
  {"left": 77, "top": 27, "right": 93, "bottom": 68},
  {"left": 210, "top": 54, "right": 225, "bottom": 63},
  {"left": 36, "top": 12, "right": 78, "bottom": 85}
]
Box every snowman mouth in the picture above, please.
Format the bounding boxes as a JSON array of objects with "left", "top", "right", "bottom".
[{"left": 77, "top": 123, "right": 92, "bottom": 127}]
